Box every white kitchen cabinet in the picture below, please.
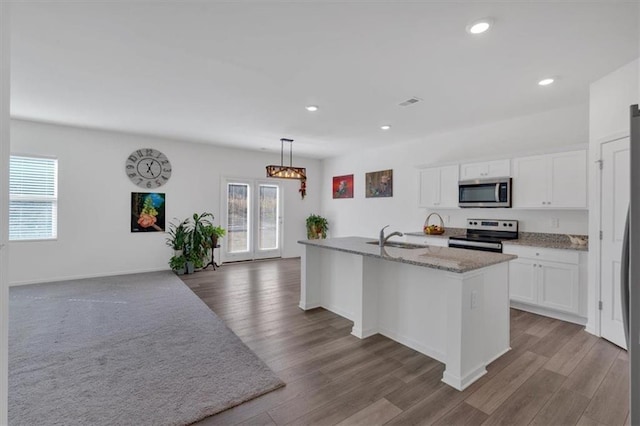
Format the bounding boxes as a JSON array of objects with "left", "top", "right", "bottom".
[
  {"left": 459, "top": 159, "right": 511, "bottom": 180},
  {"left": 504, "top": 245, "right": 585, "bottom": 324},
  {"left": 418, "top": 165, "right": 459, "bottom": 208},
  {"left": 404, "top": 234, "right": 449, "bottom": 247},
  {"left": 512, "top": 150, "right": 587, "bottom": 209}
]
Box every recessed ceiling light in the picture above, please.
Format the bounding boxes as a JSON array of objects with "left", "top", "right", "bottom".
[
  {"left": 305, "top": 105, "right": 319, "bottom": 112},
  {"left": 466, "top": 18, "right": 492, "bottom": 35},
  {"left": 380, "top": 125, "right": 391, "bottom": 130},
  {"left": 538, "top": 78, "right": 555, "bottom": 86}
]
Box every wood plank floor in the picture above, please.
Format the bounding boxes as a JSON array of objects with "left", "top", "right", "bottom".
[{"left": 181, "top": 258, "right": 630, "bottom": 426}]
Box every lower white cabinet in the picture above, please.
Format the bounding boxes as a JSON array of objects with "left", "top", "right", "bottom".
[
  {"left": 503, "top": 245, "right": 586, "bottom": 325},
  {"left": 404, "top": 234, "right": 449, "bottom": 247}
]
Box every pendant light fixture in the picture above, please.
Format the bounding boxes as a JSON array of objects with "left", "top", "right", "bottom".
[{"left": 266, "top": 138, "right": 306, "bottom": 180}]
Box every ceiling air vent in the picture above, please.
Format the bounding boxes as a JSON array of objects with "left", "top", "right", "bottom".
[{"left": 398, "top": 97, "right": 422, "bottom": 107}]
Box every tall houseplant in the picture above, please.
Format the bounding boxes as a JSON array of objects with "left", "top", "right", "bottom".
[
  {"left": 187, "top": 212, "right": 214, "bottom": 269},
  {"left": 306, "top": 214, "right": 328, "bottom": 239}
]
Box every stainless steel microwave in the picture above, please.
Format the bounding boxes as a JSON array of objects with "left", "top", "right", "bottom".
[{"left": 458, "top": 177, "right": 512, "bottom": 208}]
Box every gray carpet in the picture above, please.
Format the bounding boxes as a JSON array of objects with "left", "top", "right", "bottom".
[{"left": 9, "top": 271, "right": 284, "bottom": 426}]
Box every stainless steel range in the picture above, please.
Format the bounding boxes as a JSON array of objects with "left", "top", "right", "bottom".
[{"left": 448, "top": 219, "right": 518, "bottom": 253}]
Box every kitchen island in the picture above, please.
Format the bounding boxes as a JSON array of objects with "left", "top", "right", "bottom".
[{"left": 298, "top": 236, "right": 516, "bottom": 391}]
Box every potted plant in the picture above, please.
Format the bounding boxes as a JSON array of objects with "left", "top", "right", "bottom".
[
  {"left": 186, "top": 212, "right": 214, "bottom": 270},
  {"left": 306, "top": 214, "right": 328, "bottom": 239},
  {"left": 169, "top": 255, "right": 186, "bottom": 275},
  {"left": 203, "top": 225, "right": 227, "bottom": 249},
  {"left": 185, "top": 250, "right": 199, "bottom": 274},
  {"left": 166, "top": 218, "right": 189, "bottom": 256}
]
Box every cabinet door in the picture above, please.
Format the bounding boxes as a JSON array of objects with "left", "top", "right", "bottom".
[
  {"left": 538, "top": 260, "right": 580, "bottom": 314},
  {"left": 438, "top": 165, "right": 460, "bottom": 208},
  {"left": 549, "top": 150, "right": 587, "bottom": 209},
  {"left": 508, "top": 259, "right": 538, "bottom": 304},
  {"left": 460, "top": 159, "right": 510, "bottom": 180},
  {"left": 460, "top": 163, "right": 488, "bottom": 180},
  {"left": 418, "top": 168, "right": 441, "bottom": 207},
  {"left": 512, "top": 155, "right": 549, "bottom": 208}
]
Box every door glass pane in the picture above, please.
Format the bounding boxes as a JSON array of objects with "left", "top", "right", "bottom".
[
  {"left": 227, "top": 183, "right": 249, "bottom": 253},
  {"left": 258, "top": 185, "right": 278, "bottom": 250}
]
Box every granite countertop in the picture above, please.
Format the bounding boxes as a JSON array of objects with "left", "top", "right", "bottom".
[
  {"left": 502, "top": 232, "right": 589, "bottom": 252},
  {"left": 404, "top": 229, "right": 589, "bottom": 252},
  {"left": 298, "top": 236, "right": 516, "bottom": 274},
  {"left": 404, "top": 227, "right": 467, "bottom": 239}
]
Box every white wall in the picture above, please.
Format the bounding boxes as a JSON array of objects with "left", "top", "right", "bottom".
[
  {"left": 9, "top": 119, "right": 321, "bottom": 285},
  {"left": 587, "top": 58, "right": 639, "bottom": 334},
  {"left": 320, "top": 104, "right": 589, "bottom": 238},
  {"left": 0, "top": 2, "right": 9, "bottom": 423}
]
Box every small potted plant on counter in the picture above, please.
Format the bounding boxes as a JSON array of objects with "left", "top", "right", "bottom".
[{"left": 306, "top": 214, "right": 328, "bottom": 239}]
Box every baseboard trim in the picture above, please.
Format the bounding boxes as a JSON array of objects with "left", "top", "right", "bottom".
[
  {"left": 510, "top": 301, "right": 587, "bottom": 326},
  {"left": 9, "top": 267, "right": 171, "bottom": 286}
]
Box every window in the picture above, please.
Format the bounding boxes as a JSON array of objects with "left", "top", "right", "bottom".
[{"left": 9, "top": 155, "right": 58, "bottom": 241}]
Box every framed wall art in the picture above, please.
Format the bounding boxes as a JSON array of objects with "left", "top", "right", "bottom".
[
  {"left": 131, "top": 192, "right": 166, "bottom": 232},
  {"left": 365, "top": 169, "right": 393, "bottom": 198},
  {"left": 332, "top": 174, "right": 354, "bottom": 199}
]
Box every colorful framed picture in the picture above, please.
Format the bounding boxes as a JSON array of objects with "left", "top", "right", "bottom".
[
  {"left": 131, "top": 192, "right": 166, "bottom": 232},
  {"left": 365, "top": 169, "right": 393, "bottom": 198},
  {"left": 332, "top": 174, "right": 354, "bottom": 199}
]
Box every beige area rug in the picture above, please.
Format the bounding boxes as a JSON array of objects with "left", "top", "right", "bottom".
[{"left": 9, "top": 271, "right": 284, "bottom": 426}]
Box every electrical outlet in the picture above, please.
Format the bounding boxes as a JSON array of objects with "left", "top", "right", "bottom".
[
  {"left": 471, "top": 290, "right": 478, "bottom": 309},
  {"left": 445, "top": 215, "right": 450, "bottom": 224},
  {"left": 550, "top": 218, "right": 559, "bottom": 228}
]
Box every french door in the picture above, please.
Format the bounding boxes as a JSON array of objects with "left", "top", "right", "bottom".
[{"left": 222, "top": 178, "right": 282, "bottom": 262}]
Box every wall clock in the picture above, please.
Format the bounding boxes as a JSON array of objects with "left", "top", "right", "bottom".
[{"left": 125, "top": 148, "right": 172, "bottom": 189}]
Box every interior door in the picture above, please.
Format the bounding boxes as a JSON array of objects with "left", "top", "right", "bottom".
[
  {"left": 600, "top": 137, "right": 630, "bottom": 349},
  {"left": 222, "top": 179, "right": 282, "bottom": 263}
]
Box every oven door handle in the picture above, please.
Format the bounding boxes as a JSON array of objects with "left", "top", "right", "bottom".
[{"left": 449, "top": 240, "right": 502, "bottom": 250}]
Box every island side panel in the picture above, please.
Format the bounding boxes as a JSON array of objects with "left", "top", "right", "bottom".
[
  {"left": 300, "top": 245, "right": 364, "bottom": 328},
  {"left": 482, "top": 262, "right": 511, "bottom": 364},
  {"left": 320, "top": 249, "right": 362, "bottom": 322},
  {"left": 441, "top": 263, "right": 511, "bottom": 391},
  {"left": 372, "top": 260, "right": 449, "bottom": 363},
  {"left": 299, "top": 245, "right": 322, "bottom": 310}
]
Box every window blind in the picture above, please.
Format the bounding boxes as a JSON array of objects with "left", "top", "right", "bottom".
[{"left": 9, "top": 155, "right": 58, "bottom": 240}]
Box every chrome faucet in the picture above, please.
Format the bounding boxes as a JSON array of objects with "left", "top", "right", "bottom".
[{"left": 379, "top": 225, "right": 404, "bottom": 247}]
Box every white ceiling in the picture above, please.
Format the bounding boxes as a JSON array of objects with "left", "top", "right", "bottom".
[{"left": 9, "top": 1, "right": 639, "bottom": 159}]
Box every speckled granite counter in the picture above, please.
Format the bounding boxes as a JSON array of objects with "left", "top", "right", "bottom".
[
  {"left": 298, "top": 236, "right": 516, "bottom": 273},
  {"left": 404, "top": 227, "right": 467, "bottom": 239},
  {"left": 404, "top": 229, "right": 588, "bottom": 252},
  {"left": 502, "top": 232, "right": 588, "bottom": 252}
]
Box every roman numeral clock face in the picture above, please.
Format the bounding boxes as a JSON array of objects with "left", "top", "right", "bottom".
[{"left": 125, "top": 148, "right": 172, "bottom": 189}]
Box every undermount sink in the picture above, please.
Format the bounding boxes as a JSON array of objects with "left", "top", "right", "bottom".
[{"left": 366, "top": 241, "right": 427, "bottom": 249}]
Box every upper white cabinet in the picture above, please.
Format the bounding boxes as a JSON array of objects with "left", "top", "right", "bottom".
[
  {"left": 418, "top": 165, "right": 459, "bottom": 208},
  {"left": 459, "top": 159, "right": 511, "bottom": 180},
  {"left": 512, "top": 150, "right": 587, "bottom": 209}
]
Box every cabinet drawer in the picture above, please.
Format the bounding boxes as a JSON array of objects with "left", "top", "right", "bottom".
[{"left": 503, "top": 245, "right": 579, "bottom": 264}]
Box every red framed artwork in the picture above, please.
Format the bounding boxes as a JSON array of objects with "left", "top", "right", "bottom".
[{"left": 332, "top": 174, "right": 354, "bottom": 199}]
